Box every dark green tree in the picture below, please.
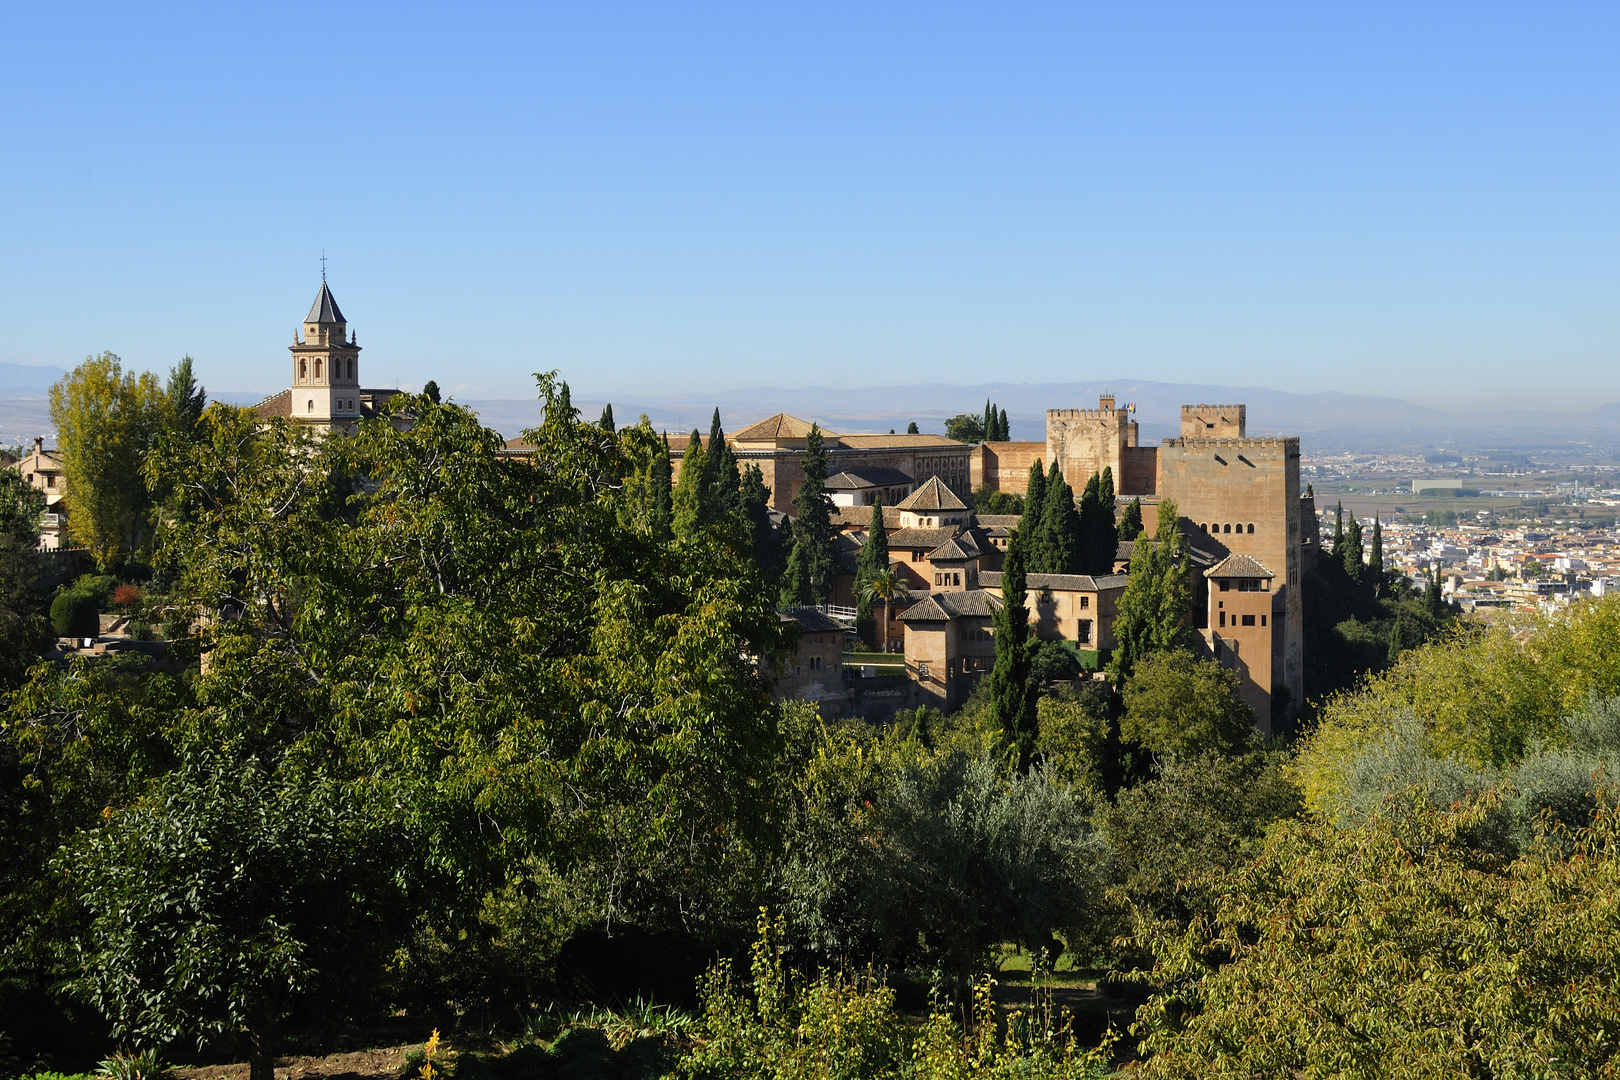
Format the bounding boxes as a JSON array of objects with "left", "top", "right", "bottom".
[
  {"left": 0, "top": 468, "right": 47, "bottom": 687},
  {"left": 739, "top": 464, "right": 778, "bottom": 572},
  {"left": 598, "top": 402, "right": 615, "bottom": 432},
  {"left": 854, "top": 498, "right": 889, "bottom": 647},
  {"left": 1329, "top": 502, "right": 1345, "bottom": 565},
  {"left": 944, "top": 414, "right": 985, "bottom": 443},
  {"left": 1107, "top": 500, "right": 1195, "bottom": 681},
  {"left": 998, "top": 407, "right": 1010, "bottom": 441},
  {"left": 1426, "top": 564, "right": 1447, "bottom": 618},
  {"left": 166, "top": 354, "right": 208, "bottom": 435},
  {"left": 983, "top": 399, "right": 996, "bottom": 443},
  {"left": 1387, "top": 612, "right": 1405, "bottom": 664},
  {"left": 1119, "top": 496, "right": 1145, "bottom": 543},
  {"left": 672, "top": 429, "right": 709, "bottom": 538},
  {"left": 1342, "top": 516, "right": 1364, "bottom": 584},
  {"left": 649, "top": 433, "right": 674, "bottom": 543},
  {"left": 906, "top": 421, "right": 919, "bottom": 435},
  {"left": 780, "top": 539, "right": 811, "bottom": 606},
  {"left": 1369, "top": 516, "right": 1384, "bottom": 583},
  {"left": 990, "top": 529, "right": 1038, "bottom": 772},
  {"left": 787, "top": 424, "right": 838, "bottom": 604},
  {"left": 1038, "top": 464, "right": 1081, "bottom": 575},
  {"left": 421, "top": 379, "right": 442, "bottom": 405},
  {"left": 707, "top": 408, "right": 740, "bottom": 515}
]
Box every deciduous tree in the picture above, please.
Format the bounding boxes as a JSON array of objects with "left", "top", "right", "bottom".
[{"left": 1107, "top": 500, "right": 1195, "bottom": 681}]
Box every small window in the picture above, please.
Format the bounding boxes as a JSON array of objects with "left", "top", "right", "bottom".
[
  {"left": 307, "top": 399, "right": 314, "bottom": 412},
  {"left": 1201, "top": 523, "right": 1209, "bottom": 532},
  {"left": 954, "top": 573, "right": 961, "bottom": 586},
  {"left": 1224, "top": 523, "right": 1232, "bottom": 534},
  {"left": 1080, "top": 596, "right": 1089, "bottom": 609},
  {"left": 1218, "top": 580, "right": 1231, "bottom": 591},
  {"left": 1078, "top": 619, "right": 1092, "bottom": 644},
  {"left": 1219, "top": 611, "right": 1226, "bottom": 627},
  {"left": 1247, "top": 523, "right": 1255, "bottom": 534},
  {"left": 299, "top": 358, "right": 307, "bottom": 379},
  {"left": 1261, "top": 614, "right": 1268, "bottom": 626},
  {"left": 1241, "top": 614, "right": 1256, "bottom": 626},
  {"left": 918, "top": 664, "right": 930, "bottom": 680},
  {"left": 935, "top": 573, "right": 942, "bottom": 586}
]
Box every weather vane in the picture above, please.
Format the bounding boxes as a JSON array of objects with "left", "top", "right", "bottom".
[{"left": 320, "top": 250, "right": 328, "bottom": 282}]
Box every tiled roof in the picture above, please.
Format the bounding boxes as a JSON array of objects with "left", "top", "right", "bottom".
[
  {"left": 253, "top": 389, "right": 292, "bottom": 419},
  {"left": 835, "top": 433, "right": 961, "bottom": 449},
  {"left": 888, "top": 526, "right": 962, "bottom": 549},
  {"left": 1205, "top": 554, "right": 1275, "bottom": 579},
  {"left": 897, "top": 590, "right": 1003, "bottom": 622},
  {"left": 897, "top": 475, "right": 968, "bottom": 512},
  {"left": 980, "top": 571, "right": 1129, "bottom": 592},
  {"left": 731, "top": 413, "right": 829, "bottom": 441},
  {"left": 831, "top": 505, "right": 902, "bottom": 530},
  {"left": 927, "top": 529, "right": 988, "bottom": 562},
  {"left": 305, "top": 282, "right": 346, "bottom": 324},
  {"left": 975, "top": 514, "right": 1022, "bottom": 528},
  {"left": 825, "top": 466, "right": 914, "bottom": 490},
  {"left": 251, "top": 387, "right": 403, "bottom": 424}
]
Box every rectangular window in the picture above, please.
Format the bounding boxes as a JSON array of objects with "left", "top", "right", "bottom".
[
  {"left": 954, "top": 573, "right": 961, "bottom": 586},
  {"left": 1219, "top": 580, "right": 1231, "bottom": 591},
  {"left": 1241, "top": 614, "right": 1256, "bottom": 626},
  {"left": 918, "top": 664, "right": 930, "bottom": 680},
  {"left": 1261, "top": 614, "right": 1267, "bottom": 626},
  {"left": 1078, "top": 619, "right": 1092, "bottom": 644},
  {"left": 1080, "top": 596, "right": 1090, "bottom": 609},
  {"left": 1219, "top": 611, "right": 1226, "bottom": 627}
]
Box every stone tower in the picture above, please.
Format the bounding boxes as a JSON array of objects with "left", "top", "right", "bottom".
[{"left": 288, "top": 281, "right": 363, "bottom": 426}]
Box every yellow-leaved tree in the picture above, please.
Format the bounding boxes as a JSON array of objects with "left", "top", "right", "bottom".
[{"left": 49, "top": 352, "right": 169, "bottom": 567}]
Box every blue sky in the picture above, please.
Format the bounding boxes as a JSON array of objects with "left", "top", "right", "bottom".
[{"left": 1, "top": 3, "right": 1616, "bottom": 409}]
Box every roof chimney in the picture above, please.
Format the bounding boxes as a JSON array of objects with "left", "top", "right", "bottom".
[{"left": 34, "top": 436, "right": 43, "bottom": 454}]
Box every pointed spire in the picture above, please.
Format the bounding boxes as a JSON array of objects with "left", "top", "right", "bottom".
[{"left": 305, "top": 281, "right": 345, "bottom": 324}]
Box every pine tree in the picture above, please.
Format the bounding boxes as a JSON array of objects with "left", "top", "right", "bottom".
[
  {"left": 990, "top": 527, "right": 1038, "bottom": 773},
  {"left": 1107, "top": 500, "right": 1195, "bottom": 681},
  {"left": 780, "top": 540, "right": 811, "bottom": 606},
  {"left": 649, "top": 434, "right": 673, "bottom": 543},
  {"left": 598, "top": 403, "right": 616, "bottom": 432},
  {"left": 998, "top": 407, "right": 1010, "bottom": 441},
  {"left": 1369, "top": 516, "right": 1384, "bottom": 582},
  {"left": 557, "top": 381, "right": 577, "bottom": 422},
  {"left": 166, "top": 355, "right": 207, "bottom": 436},
  {"left": 672, "top": 430, "right": 707, "bottom": 538},
  {"left": 854, "top": 497, "right": 889, "bottom": 647},
  {"left": 983, "top": 400, "right": 995, "bottom": 444},
  {"left": 788, "top": 424, "right": 838, "bottom": 604},
  {"left": 1342, "top": 516, "right": 1364, "bottom": 584},
  {"left": 1118, "top": 496, "right": 1144, "bottom": 543}
]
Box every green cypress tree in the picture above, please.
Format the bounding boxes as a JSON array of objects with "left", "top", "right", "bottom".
[
  {"left": 1021, "top": 461, "right": 1048, "bottom": 568},
  {"left": 790, "top": 423, "right": 838, "bottom": 604},
  {"left": 854, "top": 497, "right": 888, "bottom": 647},
  {"left": 1095, "top": 466, "right": 1119, "bottom": 574},
  {"left": 906, "top": 421, "right": 919, "bottom": 435},
  {"left": 166, "top": 355, "right": 207, "bottom": 436},
  {"left": 1330, "top": 502, "right": 1345, "bottom": 564},
  {"left": 1426, "top": 564, "right": 1446, "bottom": 618},
  {"left": 598, "top": 402, "right": 615, "bottom": 432},
  {"left": 707, "top": 408, "right": 741, "bottom": 515},
  {"left": 649, "top": 433, "right": 673, "bottom": 544},
  {"left": 1076, "top": 472, "right": 1103, "bottom": 574},
  {"left": 998, "top": 407, "right": 1010, "bottom": 441},
  {"left": 739, "top": 464, "right": 778, "bottom": 572},
  {"left": 1040, "top": 464, "right": 1081, "bottom": 574},
  {"left": 1107, "top": 499, "right": 1195, "bottom": 681},
  {"left": 780, "top": 539, "right": 811, "bottom": 606},
  {"left": 1342, "top": 516, "right": 1364, "bottom": 584},
  {"left": 983, "top": 400, "right": 995, "bottom": 443},
  {"left": 1118, "top": 496, "right": 1144, "bottom": 543},
  {"left": 989, "top": 527, "right": 1038, "bottom": 773},
  {"left": 556, "top": 381, "right": 577, "bottom": 422},
  {"left": 1369, "top": 516, "right": 1384, "bottom": 582},
  {"left": 672, "top": 429, "right": 707, "bottom": 538},
  {"left": 1387, "top": 612, "right": 1404, "bottom": 665}
]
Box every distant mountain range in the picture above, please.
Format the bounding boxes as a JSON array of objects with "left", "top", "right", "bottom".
[{"left": 4, "top": 362, "right": 1617, "bottom": 454}]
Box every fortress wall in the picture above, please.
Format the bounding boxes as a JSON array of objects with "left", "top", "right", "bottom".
[
  {"left": 1047, "top": 409, "right": 1129, "bottom": 488},
  {"left": 970, "top": 441, "right": 1047, "bottom": 495},
  {"left": 1120, "top": 446, "right": 1159, "bottom": 496}
]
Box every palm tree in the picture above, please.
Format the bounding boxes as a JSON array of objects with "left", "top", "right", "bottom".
[{"left": 861, "top": 567, "right": 911, "bottom": 653}]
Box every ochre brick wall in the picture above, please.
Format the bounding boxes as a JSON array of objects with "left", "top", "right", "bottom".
[{"left": 969, "top": 441, "right": 1046, "bottom": 494}]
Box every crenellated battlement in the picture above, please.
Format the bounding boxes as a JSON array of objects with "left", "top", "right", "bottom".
[
  {"left": 1161, "top": 436, "right": 1297, "bottom": 450},
  {"left": 1180, "top": 403, "right": 1246, "bottom": 438},
  {"left": 1181, "top": 404, "right": 1246, "bottom": 415},
  {"left": 1047, "top": 407, "right": 1126, "bottom": 421}
]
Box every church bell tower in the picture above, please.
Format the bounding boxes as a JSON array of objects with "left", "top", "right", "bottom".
[{"left": 289, "top": 279, "right": 362, "bottom": 427}]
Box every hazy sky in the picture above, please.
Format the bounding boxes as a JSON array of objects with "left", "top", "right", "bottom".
[{"left": 2, "top": 3, "right": 1616, "bottom": 409}]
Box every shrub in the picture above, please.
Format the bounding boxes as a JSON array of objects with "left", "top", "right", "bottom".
[
  {"left": 111, "top": 584, "right": 140, "bottom": 608},
  {"left": 50, "top": 589, "right": 99, "bottom": 638}
]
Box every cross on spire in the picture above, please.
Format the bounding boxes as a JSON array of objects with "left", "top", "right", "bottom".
[{"left": 320, "top": 250, "right": 328, "bottom": 282}]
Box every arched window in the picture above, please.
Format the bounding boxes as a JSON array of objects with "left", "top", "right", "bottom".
[
  {"left": 307, "top": 399, "right": 314, "bottom": 413},
  {"left": 1247, "top": 523, "right": 1255, "bottom": 534},
  {"left": 346, "top": 358, "right": 354, "bottom": 380},
  {"left": 1201, "top": 523, "right": 1209, "bottom": 532},
  {"left": 299, "top": 358, "right": 307, "bottom": 379},
  {"left": 1223, "top": 523, "right": 1232, "bottom": 533},
  {"left": 314, "top": 358, "right": 322, "bottom": 379}
]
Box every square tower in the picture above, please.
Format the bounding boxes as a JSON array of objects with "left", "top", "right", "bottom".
[{"left": 289, "top": 281, "right": 363, "bottom": 427}]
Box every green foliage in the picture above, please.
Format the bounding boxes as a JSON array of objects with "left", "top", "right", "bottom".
[
  {"left": 96, "top": 1049, "right": 169, "bottom": 1080},
  {"left": 854, "top": 499, "right": 888, "bottom": 648},
  {"left": 422, "top": 379, "right": 442, "bottom": 405},
  {"left": 989, "top": 530, "right": 1038, "bottom": 771},
  {"left": 1106, "top": 501, "right": 1194, "bottom": 681},
  {"left": 672, "top": 429, "right": 709, "bottom": 538},
  {"left": 1032, "top": 464, "right": 1080, "bottom": 576},
  {"left": 1116, "top": 496, "right": 1143, "bottom": 543},
  {"left": 0, "top": 469, "right": 48, "bottom": 685},
  {"left": 906, "top": 421, "right": 919, "bottom": 435},
  {"left": 1120, "top": 651, "right": 1255, "bottom": 760},
  {"left": 58, "top": 751, "right": 404, "bottom": 1077},
  {"left": 972, "top": 486, "right": 1024, "bottom": 515},
  {"left": 1029, "top": 639, "right": 1084, "bottom": 684},
  {"left": 1341, "top": 514, "right": 1364, "bottom": 583},
  {"left": 1294, "top": 595, "right": 1620, "bottom": 814},
  {"left": 685, "top": 913, "right": 1112, "bottom": 1080},
  {"left": 786, "top": 425, "right": 837, "bottom": 605},
  {"left": 1100, "top": 751, "right": 1300, "bottom": 927},
  {"left": 48, "top": 590, "right": 99, "bottom": 639},
  {"left": 164, "top": 356, "right": 207, "bottom": 438},
  {"left": 598, "top": 401, "right": 615, "bottom": 432},
  {"left": 50, "top": 353, "right": 169, "bottom": 568},
  {"left": 944, "top": 414, "right": 985, "bottom": 443},
  {"left": 1129, "top": 796, "right": 1620, "bottom": 1079}
]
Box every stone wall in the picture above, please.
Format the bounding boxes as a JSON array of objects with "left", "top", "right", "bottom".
[{"left": 969, "top": 441, "right": 1046, "bottom": 494}]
